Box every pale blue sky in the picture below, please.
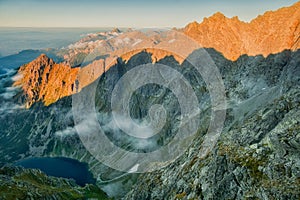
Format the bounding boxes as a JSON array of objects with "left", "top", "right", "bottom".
[{"left": 0, "top": 0, "right": 298, "bottom": 28}]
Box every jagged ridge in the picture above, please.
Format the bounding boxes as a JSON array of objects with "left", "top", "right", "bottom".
[{"left": 183, "top": 1, "right": 300, "bottom": 60}]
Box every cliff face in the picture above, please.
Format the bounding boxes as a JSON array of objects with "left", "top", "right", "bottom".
[
  {"left": 183, "top": 2, "right": 300, "bottom": 60},
  {"left": 13, "top": 54, "right": 106, "bottom": 107},
  {"left": 124, "top": 49, "right": 300, "bottom": 200}
]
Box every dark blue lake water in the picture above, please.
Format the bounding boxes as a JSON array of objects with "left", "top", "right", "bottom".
[{"left": 15, "top": 157, "right": 96, "bottom": 186}]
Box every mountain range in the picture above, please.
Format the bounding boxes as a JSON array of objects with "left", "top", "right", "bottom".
[
  {"left": 0, "top": 1, "right": 300, "bottom": 200},
  {"left": 13, "top": 2, "right": 300, "bottom": 108}
]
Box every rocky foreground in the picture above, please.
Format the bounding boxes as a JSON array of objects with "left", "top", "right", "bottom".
[{"left": 0, "top": 166, "right": 110, "bottom": 199}]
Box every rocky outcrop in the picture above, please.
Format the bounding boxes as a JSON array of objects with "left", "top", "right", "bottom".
[
  {"left": 183, "top": 1, "right": 300, "bottom": 60},
  {"left": 13, "top": 54, "right": 79, "bottom": 108},
  {"left": 13, "top": 54, "right": 106, "bottom": 107}
]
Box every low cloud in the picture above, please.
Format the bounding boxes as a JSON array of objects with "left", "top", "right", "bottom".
[
  {"left": 0, "top": 86, "right": 19, "bottom": 99},
  {"left": 54, "top": 114, "right": 100, "bottom": 139},
  {"left": 55, "top": 112, "right": 160, "bottom": 151},
  {"left": 0, "top": 102, "right": 25, "bottom": 114},
  {"left": 55, "top": 127, "right": 77, "bottom": 138},
  {"left": 101, "top": 113, "right": 159, "bottom": 150}
]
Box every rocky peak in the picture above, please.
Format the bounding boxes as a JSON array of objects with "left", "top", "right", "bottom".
[
  {"left": 35, "top": 54, "right": 53, "bottom": 64},
  {"left": 209, "top": 12, "right": 226, "bottom": 21},
  {"left": 112, "top": 28, "right": 121, "bottom": 33},
  {"left": 14, "top": 54, "right": 79, "bottom": 108},
  {"left": 28, "top": 54, "right": 55, "bottom": 73}
]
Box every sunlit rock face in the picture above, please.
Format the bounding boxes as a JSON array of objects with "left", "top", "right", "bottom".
[
  {"left": 13, "top": 54, "right": 106, "bottom": 107},
  {"left": 13, "top": 54, "right": 79, "bottom": 108},
  {"left": 183, "top": 2, "right": 300, "bottom": 60}
]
